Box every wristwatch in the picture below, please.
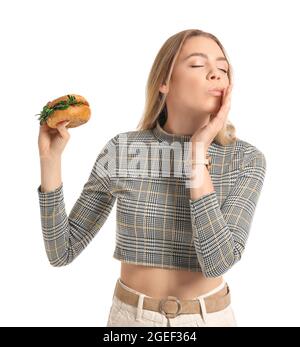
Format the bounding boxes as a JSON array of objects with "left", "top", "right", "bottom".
[{"left": 191, "top": 154, "right": 212, "bottom": 171}]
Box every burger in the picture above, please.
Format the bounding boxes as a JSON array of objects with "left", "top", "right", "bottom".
[{"left": 35, "top": 94, "right": 91, "bottom": 128}]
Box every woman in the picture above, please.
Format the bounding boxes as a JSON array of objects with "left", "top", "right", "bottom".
[{"left": 37, "top": 29, "right": 267, "bottom": 327}]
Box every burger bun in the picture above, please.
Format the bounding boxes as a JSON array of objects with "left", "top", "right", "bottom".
[{"left": 46, "top": 94, "right": 91, "bottom": 129}]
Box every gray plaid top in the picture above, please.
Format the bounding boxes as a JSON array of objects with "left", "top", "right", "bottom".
[{"left": 37, "top": 120, "right": 267, "bottom": 277}]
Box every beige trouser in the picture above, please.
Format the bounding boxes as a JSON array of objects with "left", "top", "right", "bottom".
[{"left": 106, "top": 278, "right": 237, "bottom": 327}]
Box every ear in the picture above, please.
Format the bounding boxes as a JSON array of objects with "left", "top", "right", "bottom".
[{"left": 159, "top": 83, "right": 169, "bottom": 94}]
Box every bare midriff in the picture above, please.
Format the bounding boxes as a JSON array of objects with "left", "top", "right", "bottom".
[{"left": 120, "top": 262, "right": 224, "bottom": 300}]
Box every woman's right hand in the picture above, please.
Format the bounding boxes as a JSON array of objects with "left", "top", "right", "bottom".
[{"left": 38, "top": 120, "right": 71, "bottom": 159}]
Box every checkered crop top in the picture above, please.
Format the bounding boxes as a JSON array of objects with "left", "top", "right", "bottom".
[{"left": 37, "top": 120, "right": 267, "bottom": 277}]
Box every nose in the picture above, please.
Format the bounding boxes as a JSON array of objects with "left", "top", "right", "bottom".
[
  {"left": 207, "top": 67, "right": 221, "bottom": 80},
  {"left": 208, "top": 72, "right": 221, "bottom": 80}
]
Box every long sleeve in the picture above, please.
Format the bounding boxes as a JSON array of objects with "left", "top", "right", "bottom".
[
  {"left": 37, "top": 137, "right": 117, "bottom": 267},
  {"left": 189, "top": 146, "right": 267, "bottom": 278}
]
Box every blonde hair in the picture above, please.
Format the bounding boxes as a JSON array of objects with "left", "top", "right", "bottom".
[{"left": 136, "top": 29, "right": 237, "bottom": 146}]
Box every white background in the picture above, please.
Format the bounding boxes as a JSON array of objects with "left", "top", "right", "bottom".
[{"left": 0, "top": 0, "right": 299, "bottom": 327}]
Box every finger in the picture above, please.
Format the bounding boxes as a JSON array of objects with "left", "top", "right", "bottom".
[
  {"left": 40, "top": 122, "right": 49, "bottom": 129},
  {"left": 209, "top": 110, "right": 226, "bottom": 129},
  {"left": 220, "top": 89, "right": 231, "bottom": 110},
  {"left": 56, "top": 121, "right": 71, "bottom": 138},
  {"left": 40, "top": 122, "right": 59, "bottom": 136},
  {"left": 227, "top": 84, "right": 233, "bottom": 98},
  {"left": 221, "top": 88, "right": 227, "bottom": 104},
  {"left": 212, "top": 99, "right": 231, "bottom": 126},
  {"left": 39, "top": 122, "right": 53, "bottom": 133},
  {"left": 220, "top": 86, "right": 229, "bottom": 106},
  {"left": 57, "top": 120, "right": 70, "bottom": 130},
  {"left": 226, "top": 89, "right": 232, "bottom": 104},
  {"left": 223, "top": 85, "right": 232, "bottom": 106}
]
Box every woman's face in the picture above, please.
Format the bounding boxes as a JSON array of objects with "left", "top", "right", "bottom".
[{"left": 161, "top": 36, "right": 230, "bottom": 116}]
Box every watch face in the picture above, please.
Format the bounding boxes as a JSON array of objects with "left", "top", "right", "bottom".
[{"left": 207, "top": 155, "right": 212, "bottom": 171}]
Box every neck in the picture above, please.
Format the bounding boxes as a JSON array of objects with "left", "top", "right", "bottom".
[
  {"left": 163, "top": 114, "right": 211, "bottom": 137},
  {"left": 162, "top": 105, "right": 212, "bottom": 136}
]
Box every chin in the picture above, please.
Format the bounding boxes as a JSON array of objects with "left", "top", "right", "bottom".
[{"left": 202, "top": 100, "right": 221, "bottom": 114}]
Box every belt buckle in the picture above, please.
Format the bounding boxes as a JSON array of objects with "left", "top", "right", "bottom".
[{"left": 159, "top": 296, "right": 182, "bottom": 318}]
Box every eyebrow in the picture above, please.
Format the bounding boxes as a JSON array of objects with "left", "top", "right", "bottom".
[{"left": 183, "top": 52, "right": 228, "bottom": 63}]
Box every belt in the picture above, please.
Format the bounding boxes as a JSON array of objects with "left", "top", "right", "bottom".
[{"left": 114, "top": 280, "right": 231, "bottom": 319}]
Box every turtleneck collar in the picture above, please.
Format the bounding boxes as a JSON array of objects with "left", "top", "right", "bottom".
[
  {"left": 151, "top": 119, "right": 193, "bottom": 145},
  {"left": 151, "top": 119, "right": 218, "bottom": 157}
]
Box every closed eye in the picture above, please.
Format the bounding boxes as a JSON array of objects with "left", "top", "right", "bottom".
[{"left": 191, "top": 65, "right": 228, "bottom": 73}]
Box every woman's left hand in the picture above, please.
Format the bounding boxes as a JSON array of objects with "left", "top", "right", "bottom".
[{"left": 190, "top": 83, "right": 233, "bottom": 153}]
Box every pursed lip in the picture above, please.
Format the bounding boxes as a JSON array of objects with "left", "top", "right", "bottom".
[
  {"left": 208, "top": 88, "right": 224, "bottom": 92},
  {"left": 208, "top": 88, "right": 223, "bottom": 96}
]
